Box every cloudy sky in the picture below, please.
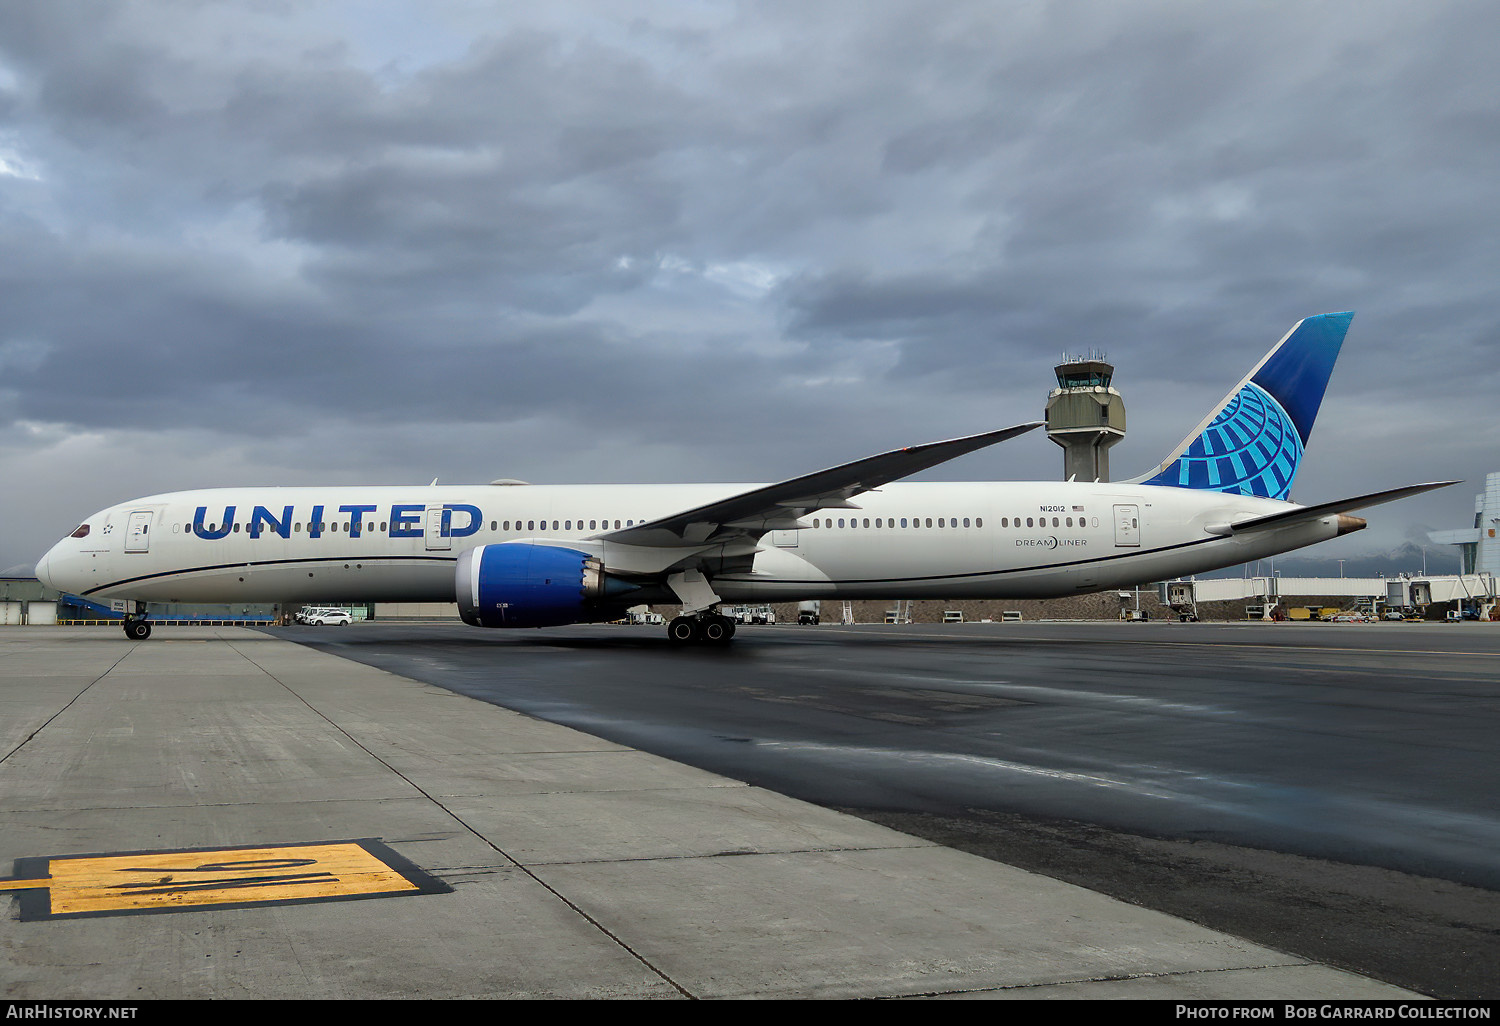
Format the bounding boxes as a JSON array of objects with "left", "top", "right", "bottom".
[{"left": 2, "top": 0, "right": 1497, "bottom": 573}]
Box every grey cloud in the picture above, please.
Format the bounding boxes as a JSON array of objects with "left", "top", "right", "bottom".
[{"left": 2, "top": 0, "right": 1499, "bottom": 569}]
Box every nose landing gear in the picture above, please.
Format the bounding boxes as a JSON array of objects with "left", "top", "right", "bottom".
[{"left": 122, "top": 602, "right": 151, "bottom": 640}]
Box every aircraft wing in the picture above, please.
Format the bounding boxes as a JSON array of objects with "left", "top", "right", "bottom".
[
  {"left": 600, "top": 422, "right": 1043, "bottom": 548},
  {"left": 1225, "top": 481, "right": 1460, "bottom": 535}
]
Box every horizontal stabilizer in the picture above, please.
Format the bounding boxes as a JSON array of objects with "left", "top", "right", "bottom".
[{"left": 1227, "top": 481, "right": 1460, "bottom": 535}]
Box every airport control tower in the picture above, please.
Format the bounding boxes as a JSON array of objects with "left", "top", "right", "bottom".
[{"left": 1045, "top": 355, "right": 1126, "bottom": 482}]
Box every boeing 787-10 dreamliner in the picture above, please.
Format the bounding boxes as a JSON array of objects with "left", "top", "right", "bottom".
[{"left": 36, "top": 312, "right": 1452, "bottom": 644}]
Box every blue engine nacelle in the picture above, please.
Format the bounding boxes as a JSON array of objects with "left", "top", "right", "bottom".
[{"left": 455, "top": 542, "right": 636, "bottom": 628}]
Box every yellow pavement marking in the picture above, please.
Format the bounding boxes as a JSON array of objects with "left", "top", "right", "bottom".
[{"left": 1, "top": 840, "right": 446, "bottom": 919}]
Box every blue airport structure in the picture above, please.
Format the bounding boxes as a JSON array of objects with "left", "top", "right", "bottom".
[{"left": 1, "top": 573, "right": 280, "bottom": 626}]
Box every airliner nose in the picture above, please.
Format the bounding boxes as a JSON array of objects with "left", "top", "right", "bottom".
[{"left": 35, "top": 545, "right": 58, "bottom": 589}]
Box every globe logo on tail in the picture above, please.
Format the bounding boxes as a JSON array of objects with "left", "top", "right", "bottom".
[{"left": 1152, "top": 381, "right": 1303, "bottom": 499}]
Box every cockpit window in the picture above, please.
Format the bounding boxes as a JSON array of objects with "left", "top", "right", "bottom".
[{"left": 70, "top": 524, "right": 90, "bottom": 539}]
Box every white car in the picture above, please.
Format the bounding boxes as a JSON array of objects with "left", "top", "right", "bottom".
[{"left": 302, "top": 608, "right": 352, "bottom": 626}]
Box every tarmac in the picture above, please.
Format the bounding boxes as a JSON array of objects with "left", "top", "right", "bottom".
[{"left": 0, "top": 626, "right": 1424, "bottom": 1000}]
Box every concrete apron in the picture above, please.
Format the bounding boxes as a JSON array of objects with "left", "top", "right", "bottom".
[{"left": 0, "top": 627, "right": 1421, "bottom": 1000}]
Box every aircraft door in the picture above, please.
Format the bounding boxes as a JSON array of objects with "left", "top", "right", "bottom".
[
  {"left": 424, "top": 507, "right": 451, "bottom": 551},
  {"left": 125, "top": 511, "right": 153, "bottom": 553},
  {"left": 1113, "top": 504, "right": 1140, "bottom": 547}
]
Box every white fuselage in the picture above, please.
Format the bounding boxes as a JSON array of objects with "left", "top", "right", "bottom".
[{"left": 36, "top": 481, "right": 1343, "bottom": 608}]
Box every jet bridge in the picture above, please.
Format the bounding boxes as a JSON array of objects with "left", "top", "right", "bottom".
[{"left": 1160, "top": 574, "right": 1498, "bottom": 618}]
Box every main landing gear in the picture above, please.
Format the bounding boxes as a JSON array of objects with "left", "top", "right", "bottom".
[
  {"left": 123, "top": 616, "right": 152, "bottom": 641},
  {"left": 666, "top": 613, "right": 736, "bottom": 646}
]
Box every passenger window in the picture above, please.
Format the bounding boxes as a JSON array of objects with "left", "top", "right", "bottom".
[
  {"left": 1026, "top": 517, "right": 1034, "bottom": 527},
  {"left": 925, "top": 518, "right": 933, "bottom": 528},
  {"left": 900, "top": 518, "right": 908, "bottom": 528},
  {"left": 963, "top": 518, "right": 970, "bottom": 528},
  {"left": 976, "top": 518, "right": 982, "bottom": 528}
]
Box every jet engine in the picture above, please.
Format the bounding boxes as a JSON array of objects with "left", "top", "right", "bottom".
[{"left": 455, "top": 542, "right": 637, "bottom": 628}]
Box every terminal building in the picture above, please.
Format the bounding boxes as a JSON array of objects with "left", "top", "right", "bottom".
[{"left": 1428, "top": 472, "right": 1500, "bottom": 579}]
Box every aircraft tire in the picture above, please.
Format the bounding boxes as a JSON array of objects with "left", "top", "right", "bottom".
[
  {"left": 125, "top": 619, "right": 152, "bottom": 641},
  {"left": 701, "top": 616, "right": 732, "bottom": 644},
  {"left": 667, "top": 616, "right": 700, "bottom": 645}
]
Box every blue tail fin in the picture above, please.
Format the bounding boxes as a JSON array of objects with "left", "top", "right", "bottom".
[{"left": 1134, "top": 312, "right": 1353, "bottom": 500}]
